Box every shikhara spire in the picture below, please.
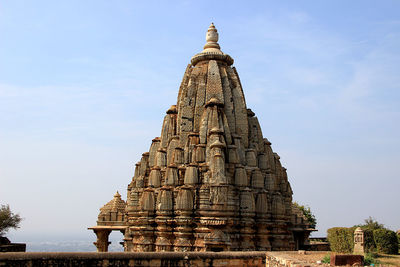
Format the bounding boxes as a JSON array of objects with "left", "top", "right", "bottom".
[{"left": 90, "top": 24, "right": 313, "bottom": 252}]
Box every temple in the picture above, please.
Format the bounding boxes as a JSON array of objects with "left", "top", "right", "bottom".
[{"left": 89, "top": 23, "right": 314, "bottom": 252}]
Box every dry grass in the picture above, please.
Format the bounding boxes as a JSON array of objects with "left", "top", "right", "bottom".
[{"left": 376, "top": 253, "right": 400, "bottom": 266}]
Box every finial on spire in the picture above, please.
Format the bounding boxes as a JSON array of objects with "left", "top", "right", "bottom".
[
  {"left": 204, "top": 23, "right": 221, "bottom": 50},
  {"left": 192, "top": 23, "right": 233, "bottom": 65}
]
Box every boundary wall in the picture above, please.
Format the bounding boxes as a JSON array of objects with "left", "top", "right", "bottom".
[{"left": 0, "top": 251, "right": 324, "bottom": 266}]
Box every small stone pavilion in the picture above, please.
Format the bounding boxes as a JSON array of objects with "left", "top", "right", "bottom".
[{"left": 89, "top": 24, "right": 314, "bottom": 252}]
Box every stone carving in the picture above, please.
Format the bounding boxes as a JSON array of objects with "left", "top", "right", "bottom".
[
  {"left": 354, "top": 227, "right": 364, "bottom": 254},
  {"left": 90, "top": 23, "right": 313, "bottom": 252},
  {"left": 155, "top": 186, "right": 174, "bottom": 251}
]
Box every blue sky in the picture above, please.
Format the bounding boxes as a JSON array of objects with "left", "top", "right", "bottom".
[{"left": 1, "top": 0, "right": 399, "bottom": 247}]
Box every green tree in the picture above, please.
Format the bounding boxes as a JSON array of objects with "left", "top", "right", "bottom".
[
  {"left": 293, "top": 202, "right": 317, "bottom": 229},
  {"left": 0, "top": 204, "right": 22, "bottom": 237},
  {"left": 361, "top": 217, "right": 385, "bottom": 231},
  {"left": 373, "top": 229, "right": 399, "bottom": 254}
]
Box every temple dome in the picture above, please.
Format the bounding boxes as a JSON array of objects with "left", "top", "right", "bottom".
[{"left": 91, "top": 24, "right": 313, "bottom": 253}]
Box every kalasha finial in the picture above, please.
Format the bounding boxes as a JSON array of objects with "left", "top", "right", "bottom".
[
  {"left": 204, "top": 23, "right": 221, "bottom": 50},
  {"left": 191, "top": 23, "right": 233, "bottom": 65}
]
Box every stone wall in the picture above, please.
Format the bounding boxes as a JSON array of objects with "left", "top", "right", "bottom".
[
  {"left": 0, "top": 251, "right": 327, "bottom": 267},
  {"left": 0, "top": 243, "right": 26, "bottom": 252},
  {"left": 0, "top": 252, "right": 265, "bottom": 267}
]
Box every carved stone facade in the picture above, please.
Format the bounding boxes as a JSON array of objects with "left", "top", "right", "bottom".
[
  {"left": 90, "top": 24, "right": 313, "bottom": 252},
  {"left": 353, "top": 227, "right": 364, "bottom": 254}
]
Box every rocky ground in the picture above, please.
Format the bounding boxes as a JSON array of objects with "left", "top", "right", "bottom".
[
  {"left": 270, "top": 251, "right": 330, "bottom": 265},
  {"left": 278, "top": 251, "right": 400, "bottom": 266}
]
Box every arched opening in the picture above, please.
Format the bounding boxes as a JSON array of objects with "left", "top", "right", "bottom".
[{"left": 108, "top": 230, "right": 124, "bottom": 252}]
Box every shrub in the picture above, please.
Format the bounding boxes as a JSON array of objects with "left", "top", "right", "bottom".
[
  {"left": 327, "top": 227, "right": 354, "bottom": 253},
  {"left": 321, "top": 254, "right": 330, "bottom": 264},
  {"left": 364, "top": 252, "right": 380, "bottom": 266},
  {"left": 361, "top": 228, "right": 376, "bottom": 253},
  {"left": 397, "top": 231, "right": 400, "bottom": 247},
  {"left": 373, "top": 229, "right": 399, "bottom": 254}
]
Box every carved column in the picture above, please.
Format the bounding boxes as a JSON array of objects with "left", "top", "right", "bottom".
[
  {"left": 136, "top": 188, "right": 156, "bottom": 251},
  {"left": 354, "top": 227, "right": 365, "bottom": 254},
  {"left": 155, "top": 186, "right": 174, "bottom": 251},
  {"left": 128, "top": 184, "right": 143, "bottom": 251},
  {"left": 174, "top": 186, "right": 194, "bottom": 251},
  {"left": 93, "top": 229, "right": 111, "bottom": 252},
  {"left": 123, "top": 227, "right": 133, "bottom": 252},
  {"left": 239, "top": 188, "right": 255, "bottom": 250},
  {"left": 194, "top": 183, "right": 210, "bottom": 251},
  {"left": 255, "top": 191, "right": 271, "bottom": 251},
  {"left": 270, "top": 192, "right": 287, "bottom": 250}
]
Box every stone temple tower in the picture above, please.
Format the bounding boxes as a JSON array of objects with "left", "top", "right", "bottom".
[{"left": 89, "top": 24, "right": 313, "bottom": 252}]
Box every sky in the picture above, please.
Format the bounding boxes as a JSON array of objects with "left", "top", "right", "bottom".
[{"left": 1, "top": 0, "right": 399, "bottom": 249}]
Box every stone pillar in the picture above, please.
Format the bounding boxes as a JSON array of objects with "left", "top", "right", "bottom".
[
  {"left": 174, "top": 186, "right": 194, "bottom": 251},
  {"left": 155, "top": 186, "right": 174, "bottom": 251},
  {"left": 128, "top": 186, "right": 143, "bottom": 251},
  {"left": 255, "top": 191, "right": 271, "bottom": 251},
  {"left": 354, "top": 227, "right": 364, "bottom": 254},
  {"left": 136, "top": 188, "right": 156, "bottom": 252},
  {"left": 123, "top": 227, "right": 133, "bottom": 252},
  {"left": 93, "top": 229, "right": 111, "bottom": 252},
  {"left": 194, "top": 183, "right": 211, "bottom": 251},
  {"left": 270, "top": 193, "right": 288, "bottom": 250},
  {"left": 239, "top": 188, "right": 255, "bottom": 250}
]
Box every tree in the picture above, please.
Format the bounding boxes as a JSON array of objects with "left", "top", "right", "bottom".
[
  {"left": 361, "top": 217, "right": 385, "bottom": 231},
  {"left": 0, "top": 204, "right": 22, "bottom": 237},
  {"left": 373, "top": 229, "right": 399, "bottom": 254},
  {"left": 293, "top": 202, "right": 317, "bottom": 229}
]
